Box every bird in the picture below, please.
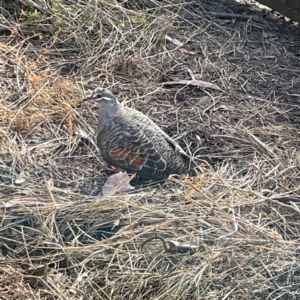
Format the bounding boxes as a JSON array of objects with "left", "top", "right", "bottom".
[{"left": 84, "top": 87, "right": 196, "bottom": 181}]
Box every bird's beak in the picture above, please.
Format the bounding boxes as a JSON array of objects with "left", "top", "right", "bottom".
[
  {"left": 83, "top": 92, "right": 98, "bottom": 101},
  {"left": 83, "top": 96, "right": 94, "bottom": 101}
]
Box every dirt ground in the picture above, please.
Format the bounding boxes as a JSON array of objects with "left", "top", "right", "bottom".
[{"left": 0, "top": 0, "right": 300, "bottom": 299}]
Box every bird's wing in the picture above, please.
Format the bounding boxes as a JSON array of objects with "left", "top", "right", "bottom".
[{"left": 102, "top": 122, "right": 167, "bottom": 176}]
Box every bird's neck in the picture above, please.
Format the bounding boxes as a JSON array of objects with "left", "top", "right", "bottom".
[{"left": 97, "top": 102, "right": 119, "bottom": 133}]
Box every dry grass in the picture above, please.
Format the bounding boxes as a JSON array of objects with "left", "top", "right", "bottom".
[{"left": 0, "top": 0, "right": 300, "bottom": 299}]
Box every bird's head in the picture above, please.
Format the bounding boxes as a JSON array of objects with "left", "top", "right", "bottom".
[{"left": 83, "top": 87, "right": 118, "bottom": 108}]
